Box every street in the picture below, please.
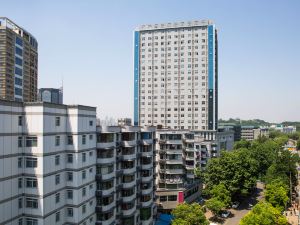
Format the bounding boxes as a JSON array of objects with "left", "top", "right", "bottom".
[{"left": 206, "top": 182, "right": 264, "bottom": 225}]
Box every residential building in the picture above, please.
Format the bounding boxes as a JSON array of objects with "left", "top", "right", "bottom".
[
  {"left": 134, "top": 20, "right": 218, "bottom": 130},
  {"left": 38, "top": 87, "right": 63, "bottom": 104},
  {"left": 96, "top": 126, "right": 156, "bottom": 225},
  {"left": 0, "top": 17, "right": 38, "bottom": 102},
  {"left": 0, "top": 100, "right": 97, "bottom": 225},
  {"left": 155, "top": 128, "right": 233, "bottom": 212},
  {"left": 0, "top": 99, "right": 156, "bottom": 225}
]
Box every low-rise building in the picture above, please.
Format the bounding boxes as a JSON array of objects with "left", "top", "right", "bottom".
[
  {"left": 241, "top": 126, "right": 269, "bottom": 141},
  {"left": 155, "top": 129, "right": 233, "bottom": 212}
]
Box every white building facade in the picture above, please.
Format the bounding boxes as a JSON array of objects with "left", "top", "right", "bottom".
[
  {"left": 134, "top": 20, "right": 218, "bottom": 130},
  {"left": 155, "top": 129, "right": 233, "bottom": 212},
  {"left": 0, "top": 100, "right": 97, "bottom": 225},
  {"left": 0, "top": 100, "right": 156, "bottom": 225}
]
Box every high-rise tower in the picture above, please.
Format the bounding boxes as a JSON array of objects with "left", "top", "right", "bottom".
[
  {"left": 134, "top": 20, "right": 218, "bottom": 130},
  {"left": 0, "top": 17, "right": 38, "bottom": 102}
]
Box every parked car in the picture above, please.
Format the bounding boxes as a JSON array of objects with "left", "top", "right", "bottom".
[
  {"left": 220, "top": 210, "right": 231, "bottom": 218},
  {"left": 232, "top": 201, "right": 240, "bottom": 209},
  {"left": 248, "top": 203, "right": 254, "bottom": 209},
  {"left": 196, "top": 197, "right": 205, "bottom": 205}
]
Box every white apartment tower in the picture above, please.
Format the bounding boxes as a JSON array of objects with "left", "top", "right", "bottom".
[
  {"left": 134, "top": 20, "right": 218, "bottom": 130},
  {"left": 0, "top": 100, "right": 156, "bottom": 225}
]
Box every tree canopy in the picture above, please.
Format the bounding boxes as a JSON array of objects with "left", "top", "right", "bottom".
[
  {"left": 240, "top": 202, "right": 288, "bottom": 225},
  {"left": 171, "top": 203, "right": 209, "bottom": 225},
  {"left": 264, "top": 179, "right": 289, "bottom": 212}
]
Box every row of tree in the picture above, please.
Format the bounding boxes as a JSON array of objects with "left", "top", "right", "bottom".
[{"left": 171, "top": 132, "right": 300, "bottom": 224}]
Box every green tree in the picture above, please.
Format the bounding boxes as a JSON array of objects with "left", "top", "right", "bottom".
[
  {"left": 265, "top": 179, "right": 289, "bottom": 212},
  {"left": 205, "top": 198, "right": 225, "bottom": 216},
  {"left": 297, "top": 141, "right": 300, "bottom": 150},
  {"left": 234, "top": 139, "right": 251, "bottom": 149},
  {"left": 204, "top": 149, "right": 258, "bottom": 198},
  {"left": 240, "top": 202, "right": 288, "bottom": 225},
  {"left": 171, "top": 203, "right": 209, "bottom": 225},
  {"left": 210, "top": 184, "right": 231, "bottom": 207},
  {"left": 194, "top": 167, "right": 203, "bottom": 180}
]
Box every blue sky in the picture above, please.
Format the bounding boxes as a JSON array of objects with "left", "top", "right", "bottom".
[{"left": 2, "top": 0, "right": 300, "bottom": 122}]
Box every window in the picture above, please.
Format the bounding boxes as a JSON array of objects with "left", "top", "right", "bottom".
[
  {"left": 18, "top": 136, "right": 23, "bottom": 147},
  {"left": 82, "top": 135, "right": 86, "bottom": 145},
  {"left": 18, "top": 116, "right": 23, "bottom": 126},
  {"left": 26, "top": 198, "right": 38, "bottom": 208},
  {"left": 159, "top": 196, "right": 167, "bottom": 202},
  {"left": 67, "top": 208, "right": 73, "bottom": 217},
  {"left": 15, "top": 67, "right": 22, "bottom": 76},
  {"left": 25, "top": 218, "right": 38, "bottom": 225},
  {"left": 18, "top": 178, "right": 22, "bottom": 188},
  {"left": 89, "top": 120, "right": 93, "bottom": 126},
  {"left": 82, "top": 170, "right": 86, "bottom": 179},
  {"left": 15, "top": 46, "right": 23, "bottom": 56},
  {"left": 67, "top": 135, "right": 73, "bottom": 145},
  {"left": 55, "top": 155, "right": 60, "bottom": 165},
  {"left": 82, "top": 187, "right": 86, "bottom": 197},
  {"left": 168, "top": 195, "right": 177, "bottom": 201},
  {"left": 89, "top": 134, "right": 93, "bottom": 140},
  {"left": 18, "top": 218, "right": 23, "bottom": 225},
  {"left": 89, "top": 184, "right": 93, "bottom": 190},
  {"left": 26, "top": 178, "right": 37, "bottom": 188},
  {"left": 55, "top": 174, "right": 60, "bottom": 185},
  {"left": 55, "top": 211, "right": 60, "bottom": 222},
  {"left": 16, "top": 36, "right": 23, "bottom": 46},
  {"left": 15, "top": 57, "right": 23, "bottom": 66},
  {"left": 55, "top": 136, "right": 60, "bottom": 146},
  {"left": 89, "top": 151, "right": 93, "bottom": 157},
  {"left": 67, "top": 190, "right": 73, "bottom": 199},
  {"left": 26, "top": 136, "right": 37, "bottom": 147},
  {"left": 82, "top": 152, "right": 86, "bottom": 162},
  {"left": 18, "top": 157, "right": 22, "bottom": 168},
  {"left": 67, "top": 154, "right": 73, "bottom": 163},
  {"left": 55, "top": 117, "right": 60, "bottom": 126},
  {"left": 89, "top": 167, "right": 93, "bottom": 173},
  {"left": 25, "top": 157, "right": 37, "bottom": 168},
  {"left": 67, "top": 172, "right": 73, "bottom": 181},
  {"left": 82, "top": 204, "right": 86, "bottom": 214},
  {"left": 55, "top": 193, "right": 60, "bottom": 203}
]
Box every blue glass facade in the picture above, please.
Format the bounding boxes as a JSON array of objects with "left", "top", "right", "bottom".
[
  {"left": 208, "top": 25, "right": 215, "bottom": 130},
  {"left": 134, "top": 31, "right": 140, "bottom": 125}
]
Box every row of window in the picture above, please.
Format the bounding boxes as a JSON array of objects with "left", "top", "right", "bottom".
[
  {"left": 141, "top": 32, "right": 206, "bottom": 41},
  {"left": 140, "top": 69, "right": 207, "bottom": 76}
]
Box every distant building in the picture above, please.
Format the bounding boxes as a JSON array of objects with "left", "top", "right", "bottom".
[
  {"left": 270, "top": 124, "right": 297, "bottom": 134},
  {"left": 155, "top": 129, "right": 233, "bottom": 212},
  {"left": 218, "top": 123, "right": 241, "bottom": 141},
  {"left": 0, "top": 17, "right": 38, "bottom": 102},
  {"left": 38, "top": 88, "right": 63, "bottom": 104},
  {"left": 240, "top": 126, "right": 269, "bottom": 141},
  {"left": 118, "top": 118, "right": 132, "bottom": 126}
]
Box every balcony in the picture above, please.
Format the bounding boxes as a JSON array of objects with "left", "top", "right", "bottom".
[
  {"left": 165, "top": 169, "right": 184, "bottom": 174},
  {"left": 141, "top": 199, "right": 153, "bottom": 207},
  {"left": 142, "top": 187, "right": 153, "bottom": 195},
  {"left": 123, "top": 180, "right": 136, "bottom": 188},
  {"left": 165, "top": 178, "right": 184, "bottom": 184},
  {"left": 166, "top": 159, "right": 182, "bottom": 164},
  {"left": 102, "top": 202, "right": 115, "bottom": 212},
  {"left": 116, "top": 170, "right": 123, "bottom": 177},
  {"left": 123, "top": 167, "right": 136, "bottom": 174},
  {"left": 166, "top": 139, "right": 182, "bottom": 145},
  {"left": 140, "top": 139, "right": 153, "bottom": 145},
  {"left": 121, "top": 140, "right": 137, "bottom": 147},
  {"left": 122, "top": 194, "right": 136, "bottom": 203},
  {"left": 142, "top": 163, "right": 153, "bottom": 170},
  {"left": 185, "top": 147, "right": 195, "bottom": 152},
  {"left": 142, "top": 175, "right": 153, "bottom": 182},
  {"left": 97, "top": 155, "right": 115, "bottom": 164},
  {"left": 122, "top": 205, "right": 136, "bottom": 217},
  {"left": 96, "top": 172, "right": 115, "bottom": 181},
  {"left": 102, "top": 187, "right": 115, "bottom": 196},
  {"left": 97, "top": 142, "right": 115, "bottom": 149}
]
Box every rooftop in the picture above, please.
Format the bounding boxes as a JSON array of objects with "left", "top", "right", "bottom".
[{"left": 136, "top": 19, "right": 214, "bottom": 31}]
